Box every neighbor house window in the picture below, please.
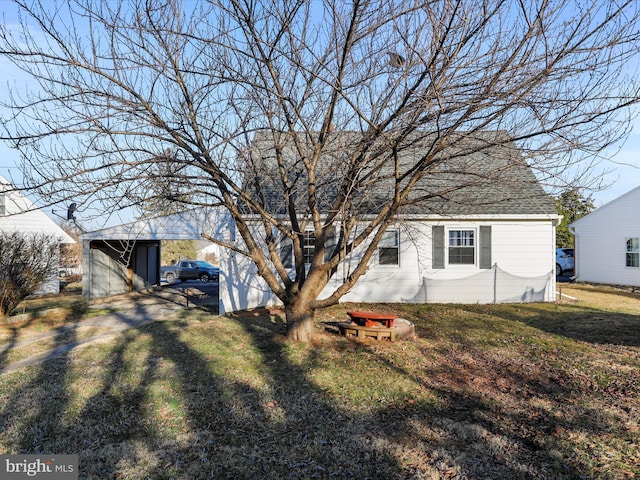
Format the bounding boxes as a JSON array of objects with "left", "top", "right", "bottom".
[
  {"left": 448, "top": 229, "right": 475, "bottom": 264},
  {"left": 0, "top": 192, "right": 5, "bottom": 215},
  {"left": 379, "top": 229, "right": 399, "bottom": 265},
  {"left": 626, "top": 238, "right": 639, "bottom": 267}
]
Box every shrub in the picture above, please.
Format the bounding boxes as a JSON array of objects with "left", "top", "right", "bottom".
[{"left": 0, "top": 231, "right": 61, "bottom": 317}]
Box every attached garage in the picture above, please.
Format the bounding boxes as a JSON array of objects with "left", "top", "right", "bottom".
[
  {"left": 80, "top": 208, "right": 232, "bottom": 301},
  {"left": 85, "top": 240, "right": 160, "bottom": 299}
]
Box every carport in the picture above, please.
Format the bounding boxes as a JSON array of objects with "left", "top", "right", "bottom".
[{"left": 80, "top": 207, "right": 234, "bottom": 302}]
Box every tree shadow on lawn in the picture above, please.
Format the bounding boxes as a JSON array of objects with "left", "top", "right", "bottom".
[
  {"left": 0, "top": 321, "right": 33, "bottom": 370},
  {"left": 0, "top": 305, "right": 404, "bottom": 478},
  {"left": 348, "top": 327, "right": 632, "bottom": 479},
  {"left": 0, "top": 299, "right": 96, "bottom": 372},
  {"left": 231, "top": 311, "right": 596, "bottom": 479},
  {"left": 0, "top": 301, "right": 173, "bottom": 474},
  {"left": 0, "top": 319, "right": 79, "bottom": 454},
  {"left": 456, "top": 303, "right": 640, "bottom": 347},
  {"left": 138, "top": 311, "right": 408, "bottom": 479},
  {"left": 0, "top": 303, "right": 629, "bottom": 479}
]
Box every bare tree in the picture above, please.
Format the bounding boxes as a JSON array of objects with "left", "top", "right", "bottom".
[
  {"left": 0, "top": 231, "right": 60, "bottom": 317},
  {"left": 58, "top": 223, "right": 83, "bottom": 270},
  {"left": 1, "top": 0, "right": 639, "bottom": 340}
]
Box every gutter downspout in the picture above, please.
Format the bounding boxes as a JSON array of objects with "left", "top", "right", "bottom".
[
  {"left": 568, "top": 224, "right": 578, "bottom": 282},
  {"left": 552, "top": 216, "right": 559, "bottom": 302}
]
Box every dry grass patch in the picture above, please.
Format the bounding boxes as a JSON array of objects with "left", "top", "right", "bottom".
[
  {"left": 6, "top": 288, "right": 85, "bottom": 318},
  {"left": 0, "top": 326, "right": 114, "bottom": 365},
  {"left": 0, "top": 287, "right": 638, "bottom": 478}
]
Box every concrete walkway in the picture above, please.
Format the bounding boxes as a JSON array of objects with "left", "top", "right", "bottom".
[{"left": 0, "top": 289, "right": 188, "bottom": 375}]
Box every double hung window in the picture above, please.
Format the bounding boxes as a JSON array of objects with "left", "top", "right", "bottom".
[
  {"left": 448, "top": 229, "right": 475, "bottom": 264},
  {"left": 279, "top": 230, "right": 316, "bottom": 268},
  {"left": 626, "top": 238, "right": 639, "bottom": 267},
  {"left": 432, "top": 225, "right": 491, "bottom": 269},
  {"left": 378, "top": 230, "right": 399, "bottom": 265},
  {"left": 303, "top": 230, "right": 316, "bottom": 265}
]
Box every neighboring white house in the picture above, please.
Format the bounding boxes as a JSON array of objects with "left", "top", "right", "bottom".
[
  {"left": 0, "top": 175, "right": 75, "bottom": 294},
  {"left": 80, "top": 131, "right": 560, "bottom": 311},
  {"left": 570, "top": 186, "right": 640, "bottom": 287},
  {"left": 196, "top": 239, "right": 221, "bottom": 263}
]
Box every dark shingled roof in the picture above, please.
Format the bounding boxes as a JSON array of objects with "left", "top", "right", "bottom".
[{"left": 243, "top": 130, "right": 556, "bottom": 217}]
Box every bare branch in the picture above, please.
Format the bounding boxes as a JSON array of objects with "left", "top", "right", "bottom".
[{"left": 1, "top": 0, "right": 639, "bottom": 338}]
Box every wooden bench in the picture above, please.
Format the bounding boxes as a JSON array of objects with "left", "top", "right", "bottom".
[
  {"left": 347, "top": 311, "right": 397, "bottom": 328},
  {"left": 338, "top": 322, "right": 397, "bottom": 341}
]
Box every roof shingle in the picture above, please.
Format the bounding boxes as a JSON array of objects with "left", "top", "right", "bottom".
[{"left": 244, "top": 130, "right": 556, "bottom": 217}]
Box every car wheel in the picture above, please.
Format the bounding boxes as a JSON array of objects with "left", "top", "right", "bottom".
[
  {"left": 556, "top": 263, "right": 563, "bottom": 276},
  {"left": 165, "top": 272, "right": 176, "bottom": 284},
  {"left": 199, "top": 273, "right": 210, "bottom": 282}
]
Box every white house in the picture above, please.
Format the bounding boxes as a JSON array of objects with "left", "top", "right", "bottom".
[
  {"left": 0, "top": 175, "right": 75, "bottom": 294},
  {"left": 80, "top": 131, "right": 560, "bottom": 311},
  {"left": 570, "top": 186, "right": 640, "bottom": 287},
  {"left": 196, "top": 239, "right": 222, "bottom": 264}
]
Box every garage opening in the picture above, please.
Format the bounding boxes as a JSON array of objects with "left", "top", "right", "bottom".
[{"left": 80, "top": 207, "right": 231, "bottom": 312}]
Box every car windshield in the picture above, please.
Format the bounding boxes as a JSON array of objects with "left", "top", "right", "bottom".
[{"left": 196, "top": 261, "right": 217, "bottom": 269}]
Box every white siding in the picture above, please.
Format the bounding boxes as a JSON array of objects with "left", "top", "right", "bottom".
[
  {"left": 218, "top": 251, "right": 279, "bottom": 314},
  {"left": 323, "top": 220, "right": 555, "bottom": 304},
  {"left": 572, "top": 187, "right": 640, "bottom": 287},
  {"left": 219, "top": 218, "right": 556, "bottom": 311},
  {"left": 81, "top": 204, "right": 557, "bottom": 307}
]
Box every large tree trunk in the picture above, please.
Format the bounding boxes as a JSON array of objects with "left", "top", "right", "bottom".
[{"left": 285, "top": 302, "right": 316, "bottom": 342}]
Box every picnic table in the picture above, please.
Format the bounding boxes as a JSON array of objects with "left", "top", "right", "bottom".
[
  {"left": 347, "top": 311, "right": 397, "bottom": 328},
  {"left": 338, "top": 322, "right": 397, "bottom": 341}
]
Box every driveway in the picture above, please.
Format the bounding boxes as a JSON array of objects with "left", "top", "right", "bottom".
[
  {"left": 0, "top": 285, "right": 217, "bottom": 375},
  {"left": 557, "top": 270, "right": 575, "bottom": 283},
  {"left": 161, "top": 279, "right": 219, "bottom": 310}
]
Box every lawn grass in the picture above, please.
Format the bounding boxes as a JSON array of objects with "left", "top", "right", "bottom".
[
  {"left": 8, "top": 283, "right": 84, "bottom": 315},
  {"left": 0, "top": 284, "right": 638, "bottom": 479}
]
